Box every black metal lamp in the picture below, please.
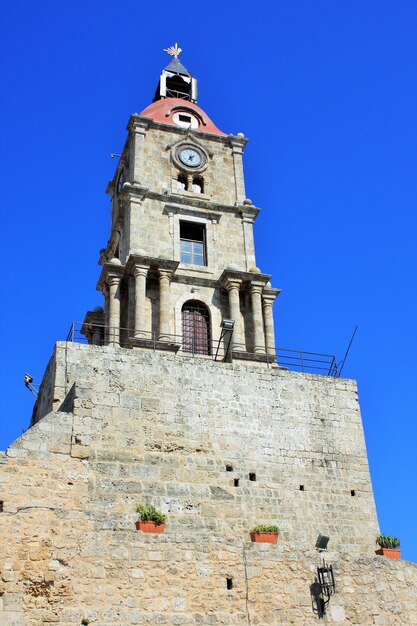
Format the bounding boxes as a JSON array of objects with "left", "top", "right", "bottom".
[
  {"left": 317, "top": 560, "right": 335, "bottom": 597},
  {"left": 221, "top": 319, "right": 235, "bottom": 331},
  {"left": 315, "top": 534, "right": 329, "bottom": 552},
  {"left": 215, "top": 319, "right": 235, "bottom": 362},
  {"left": 311, "top": 559, "right": 336, "bottom": 618}
]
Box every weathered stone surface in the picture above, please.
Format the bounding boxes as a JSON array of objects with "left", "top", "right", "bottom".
[{"left": 1, "top": 345, "right": 416, "bottom": 625}]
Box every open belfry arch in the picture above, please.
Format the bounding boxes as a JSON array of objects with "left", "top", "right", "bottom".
[{"left": 1, "top": 46, "right": 416, "bottom": 626}]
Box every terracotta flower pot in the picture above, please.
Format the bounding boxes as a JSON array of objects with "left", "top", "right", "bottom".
[
  {"left": 250, "top": 531, "right": 278, "bottom": 544},
  {"left": 136, "top": 520, "right": 165, "bottom": 533},
  {"left": 375, "top": 547, "right": 400, "bottom": 560}
]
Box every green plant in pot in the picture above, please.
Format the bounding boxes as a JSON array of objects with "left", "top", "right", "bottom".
[
  {"left": 135, "top": 504, "right": 167, "bottom": 533},
  {"left": 250, "top": 524, "right": 280, "bottom": 544},
  {"left": 375, "top": 534, "right": 401, "bottom": 559}
]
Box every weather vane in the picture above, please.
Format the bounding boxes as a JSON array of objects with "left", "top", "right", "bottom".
[{"left": 163, "top": 43, "right": 182, "bottom": 59}]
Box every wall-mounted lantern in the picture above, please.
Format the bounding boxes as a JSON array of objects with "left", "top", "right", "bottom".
[
  {"left": 317, "top": 560, "right": 335, "bottom": 597},
  {"left": 310, "top": 559, "right": 336, "bottom": 619}
]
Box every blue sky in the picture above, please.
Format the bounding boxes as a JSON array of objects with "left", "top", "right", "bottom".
[{"left": 1, "top": 1, "right": 416, "bottom": 562}]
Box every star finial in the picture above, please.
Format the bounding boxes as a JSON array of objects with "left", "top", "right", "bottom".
[{"left": 163, "top": 43, "right": 182, "bottom": 59}]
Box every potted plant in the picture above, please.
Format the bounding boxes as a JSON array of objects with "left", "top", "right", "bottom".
[
  {"left": 250, "top": 524, "right": 279, "bottom": 544},
  {"left": 135, "top": 504, "right": 167, "bottom": 533},
  {"left": 375, "top": 534, "right": 401, "bottom": 560}
]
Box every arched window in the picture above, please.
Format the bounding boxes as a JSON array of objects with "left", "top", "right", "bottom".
[{"left": 182, "top": 301, "right": 211, "bottom": 355}]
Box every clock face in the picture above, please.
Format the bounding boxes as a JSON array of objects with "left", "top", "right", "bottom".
[{"left": 179, "top": 148, "right": 202, "bottom": 168}]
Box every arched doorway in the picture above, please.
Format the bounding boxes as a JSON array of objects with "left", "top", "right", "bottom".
[{"left": 182, "top": 301, "right": 211, "bottom": 355}]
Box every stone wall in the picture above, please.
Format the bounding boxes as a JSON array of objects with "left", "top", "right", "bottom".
[{"left": 1, "top": 343, "right": 416, "bottom": 625}]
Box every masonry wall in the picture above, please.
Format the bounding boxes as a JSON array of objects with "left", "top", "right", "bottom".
[{"left": 1, "top": 343, "right": 416, "bottom": 626}]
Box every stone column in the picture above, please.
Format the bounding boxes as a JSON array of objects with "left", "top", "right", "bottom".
[
  {"left": 133, "top": 265, "right": 148, "bottom": 338},
  {"left": 159, "top": 269, "right": 172, "bottom": 341},
  {"left": 250, "top": 282, "right": 266, "bottom": 353},
  {"left": 262, "top": 293, "right": 277, "bottom": 356},
  {"left": 108, "top": 276, "right": 121, "bottom": 346},
  {"left": 103, "top": 286, "right": 110, "bottom": 346},
  {"left": 226, "top": 278, "right": 244, "bottom": 351},
  {"left": 92, "top": 325, "right": 103, "bottom": 346}
]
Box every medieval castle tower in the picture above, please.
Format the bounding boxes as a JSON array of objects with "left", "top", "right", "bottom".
[{"left": 1, "top": 49, "right": 416, "bottom": 625}]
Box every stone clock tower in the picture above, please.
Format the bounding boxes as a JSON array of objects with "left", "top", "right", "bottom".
[
  {"left": 87, "top": 52, "right": 280, "bottom": 357},
  {"left": 1, "top": 49, "right": 416, "bottom": 626}
]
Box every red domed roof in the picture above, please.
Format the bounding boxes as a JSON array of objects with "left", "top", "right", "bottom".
[{"left": 140, "top": 98, "right": 226, "bottom": 136}]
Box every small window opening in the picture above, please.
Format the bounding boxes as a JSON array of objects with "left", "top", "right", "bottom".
[
  {"left": 234, "top": 478, "right": 239, "bottom": 487},
  {"left": 166, "top": 75, "right": 190, "bottom": 100},
  {"left": 180, "top": 221, "right": 206, "bottom": 266},
  {"left": 192, "top": 176, "right": 204, "bottom": 194},
  {"left": 299, "top": 485, "right": 304, "bottom": 491},
  {"left": 179, "top": 114, "right": 192, "bottom": 123},
  {"left": 226, "top": 465, "right": 233, "bottom": 472},
  {"left": 0, "top": 501, "right": 3, "bottom": 512},
  {"left": 226, "top": 578, "right": 233, "bottom": 590},
  {"left": 350, "top": 489, "right": 356, "bottom": 496},
  {"left": 249, "top": 472, "right": 256, "bottom": 482},
  {"left": 177, "top": 175, "right": 187, "bottom": 191}
]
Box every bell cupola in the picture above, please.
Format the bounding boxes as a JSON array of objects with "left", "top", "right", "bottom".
[{"left": 153, "top": 43, "right": 197, "bottom": 103}]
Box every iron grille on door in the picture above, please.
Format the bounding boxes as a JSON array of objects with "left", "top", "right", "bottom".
[{"left": 182, "top": 301, "right": 211, "bottom": 355}]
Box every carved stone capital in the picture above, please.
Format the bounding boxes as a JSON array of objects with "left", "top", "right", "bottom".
[
  {"left": 225, "top": 277, "right": 242, "bottom": 293},
  {"left": 262, "top": 288, "right": 281, "bottom": 308},
  {"left": 133, "top": 265, "right": 149, "bottom": 279},
  {"left": 250, "top": 281, "right": 264, "bottom": 296}
]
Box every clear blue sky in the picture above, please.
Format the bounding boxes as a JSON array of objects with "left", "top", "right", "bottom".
[{"left": 1, "top": 0, "right": 416, "bottom": 561}]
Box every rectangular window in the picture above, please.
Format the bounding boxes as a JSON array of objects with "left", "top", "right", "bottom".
[{"left": 180, "top": 222, "right": 206, "bottom": 266}]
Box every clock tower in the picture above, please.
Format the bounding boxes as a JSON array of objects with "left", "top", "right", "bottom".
[
  {"left": 86, "top": 49, "right": 280, "bottom": 358},
  {"left": 2, "top": 47, "right": 415, "bottom": 626}
]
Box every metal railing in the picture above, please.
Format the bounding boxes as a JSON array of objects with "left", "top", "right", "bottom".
[{"left": 66, "top": 321, "right": 339, "bottom": 377}]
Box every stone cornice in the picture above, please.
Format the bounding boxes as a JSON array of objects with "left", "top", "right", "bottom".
[
  {"left": 227, "top": 134, "right": 249, "bottom": 149},
  {"left": 159, "top": 194, "right": 259, "bottom": 218},
  {"left": 127, "top": 113, "right": 246, "bottom": 146},
  {"left": 163, "top": 203, "right": 222, "bottom": 222},
  {"left": 106, "top": 182, "right": 261, "bottom": 220},
  {"left": 219, "top": 269, "right": 272, "bottom": 290},
  {"left": 263, "top": 287, "right": 281, "bottom": 302},
  {"left": 96, "top": 261, "right": 125, "bottom": 292},
  {"left": 125, "top": 254, "right": 179, "bottom": 277},
  {"left": 127, "top": 115, "right": 150, "bottom": 133},
  {"left": 119, "top": 183, "right": 149, "bottom": 202}
]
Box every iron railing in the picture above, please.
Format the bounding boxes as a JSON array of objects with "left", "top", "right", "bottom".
[{"left": 66, "top": 321, "right": 339, "bottom": 377}]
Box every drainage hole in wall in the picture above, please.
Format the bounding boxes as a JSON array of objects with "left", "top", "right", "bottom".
[
  {"left": 226, "top": 465, "right": 233, "bottom": 472},
  {"left": 350, "top": 489, "right": 356, "bottom": 496},
  {"left": 226, "top": 578, "right": 233, "bottom": 590},
  {"left": 299, "top": 485, "right": 304, "bottom": 491},
  {"left": 234, "top": 478, "right": 239, "bottom": 487},
  {"left": 0, "top": 501, "right": 3, "bottom": 512},
  {"left": 249, "top": 472, "right": 256, "bottom": 481}
]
